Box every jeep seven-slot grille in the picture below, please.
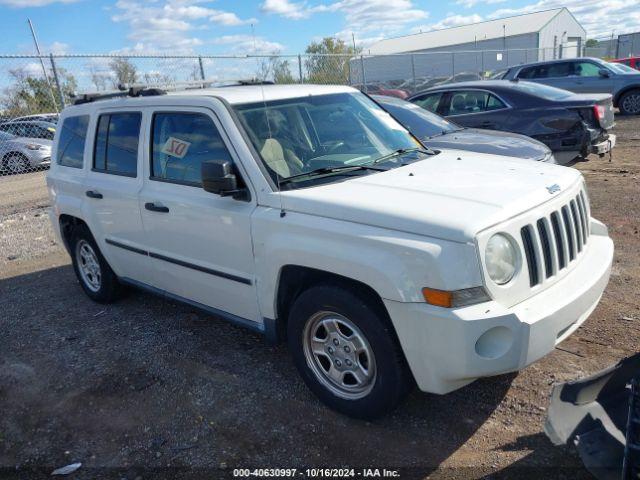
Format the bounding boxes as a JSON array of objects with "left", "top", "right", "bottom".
[{"left": 520, "top": 190, "right": 590, "bottom": 287}]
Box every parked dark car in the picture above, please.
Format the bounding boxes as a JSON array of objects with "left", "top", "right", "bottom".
[
  {"left": 501, "top": 57, "right": 640, "bottom": 115},
  {"left": 408, "top": 80, "right": 615, "bottom": 164},
  {"left": 372, "top": 95, "right": 555, "bottom": 163},
  {"left": 0, "top": 121, "right": 56, "bottom": 140},
  {"left": 353, "top": 83, "right": 409, "bottom": 99}
]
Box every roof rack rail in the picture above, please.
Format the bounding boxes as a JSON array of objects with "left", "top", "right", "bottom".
[
  {"left": 72, "top": 86, "right": 166, "bottom": 105},
  {"left": 71, "top": 78, "right": 277, "bottom": 105}
]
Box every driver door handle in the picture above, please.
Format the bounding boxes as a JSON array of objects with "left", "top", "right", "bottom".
[
  {"left": 85, "top": 190, "right": 103, "bottom": 199},
  {"left": 145, "top": 202, "right": 169, "bottom": 213}
]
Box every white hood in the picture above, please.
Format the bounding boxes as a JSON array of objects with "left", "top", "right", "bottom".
[{"left": 280, "top": 150, "right": 582, "bottom": 243}]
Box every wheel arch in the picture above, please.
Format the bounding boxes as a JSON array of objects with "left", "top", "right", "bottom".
[
  {"left": 613, "top": 86, "right": 640, "bottom": 107},
  {"left": 273, "top": 265, "right": 392, "bottom": 343},
  {"left": 58, "top": 214, "right": 90, "bottom": 254}
]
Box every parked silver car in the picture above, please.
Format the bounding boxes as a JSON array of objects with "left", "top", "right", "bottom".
[
  {"left": 501, "top": 57, "right": 640, "bottom": 115},
  {"left": 0, "top": 131, "right": 52, "bottom": 174}
]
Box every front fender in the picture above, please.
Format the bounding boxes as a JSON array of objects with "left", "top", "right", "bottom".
[{"left": 251, "top": 208, "right": 483, "bottom": 319}]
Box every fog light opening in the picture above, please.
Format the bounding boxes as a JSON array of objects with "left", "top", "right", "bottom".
[{"left": 475, "top": 326, "right": 513, "bottom": 359}]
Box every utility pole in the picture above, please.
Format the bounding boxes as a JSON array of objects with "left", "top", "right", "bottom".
[{"left": 27, "top": 18, "right": 58, "bottom": 112}]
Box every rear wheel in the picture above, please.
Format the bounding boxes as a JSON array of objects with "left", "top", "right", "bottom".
[
  {"left": 1, "top": 153, "right": 30, "bottom": 174},
  {"left": 619, "top": 89, "right": 640, "bottom": 115},
  {"left": 69, "top": 225, "right": 122, "bottom": 303},
  {"left": 287, "top": 284, "right": 412, "bottom": 419}
]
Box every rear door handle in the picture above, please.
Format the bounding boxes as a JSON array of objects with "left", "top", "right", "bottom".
[
  {"left": 145, "top": 202, "right": 169, "bottom": 213},
  {"left": 86, "top": 190, "right": 103, "bottom": 199}
]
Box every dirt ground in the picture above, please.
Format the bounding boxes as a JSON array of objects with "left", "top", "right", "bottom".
[{"left": 1, "top": 117, "right": 639, "bottom": 480}]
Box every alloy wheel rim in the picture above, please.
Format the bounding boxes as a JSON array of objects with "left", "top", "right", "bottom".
[
  {"left": 302, "top": 311, "right": 376, "bottom": 400},
  {"left": 622, "top": 94, "right": 640, "bottom": 114},
  {"left": 76, "top": 240, "right": 102, "bottom": 292}
]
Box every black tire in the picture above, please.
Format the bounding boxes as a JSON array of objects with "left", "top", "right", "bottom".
[
  {"left": 69, "top": 224, "right": 122, "bottom": 303},
  {"left": 1, "top": 152, "right": 30, "bottom": 174},
  {"left": 287, "top": 284, "right": 413, "bottom": 419},
  {"left": 618, "top": 89, "right": 640, "bottom": 115}
]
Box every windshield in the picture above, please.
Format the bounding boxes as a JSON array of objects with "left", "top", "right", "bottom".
[
  {"left": 608, "top": 62, "right": 638, "bottom": 74},
  {"left": 511, "top": 81, "right": 573, "bottom": 100},
  {"left": 234, "top": 92, "right": 420, "bottom": 185},
  {"left": 375, "top": 97, "right": 461, "bottom": 139}
]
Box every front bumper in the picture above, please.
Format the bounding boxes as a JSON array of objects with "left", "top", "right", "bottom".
[
  {"left": 385, "top": 223, "right": 614, "bottom": 395},
  {"left": 26, "top": 149, "right": 52, "bottom": 167}
]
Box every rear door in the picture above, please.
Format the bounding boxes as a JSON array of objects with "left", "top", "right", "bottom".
[
  {"left": 137, "top": 104, "right": 259, "bottom": 323},
  {"left": 81, "top": 108, "right": 156, "bottom": 286},
  {"left": 518, "top": 62, "right": 575, "bottom": 91},
  {"left": 440, "top": 89, "right": 511, "bottom": 130}
]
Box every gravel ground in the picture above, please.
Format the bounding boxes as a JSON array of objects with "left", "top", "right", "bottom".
[{"left": 1, "top": 117, "right": 639, "bottom": 480}]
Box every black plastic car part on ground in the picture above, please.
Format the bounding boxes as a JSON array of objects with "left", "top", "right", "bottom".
[
  {"left": 407, "top": 80, "right": 615, "bottom": 164},
  {"left": 371, "top": 94, "right": 554, "bottom": 163},
  {"left": 545, "top": 353, "right": 640, "bottom": 480}
]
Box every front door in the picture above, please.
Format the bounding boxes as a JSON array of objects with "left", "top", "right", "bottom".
[
  {"left": 138, "top": 105, "right": 260, "bottom": 323},
  {"left": 568, "top": 61, "right": 616, "bottom": 94}
]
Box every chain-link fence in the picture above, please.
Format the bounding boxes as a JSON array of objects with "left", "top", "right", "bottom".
[{"left": 0, "top": 43, "right": 624, "bottom": 176}]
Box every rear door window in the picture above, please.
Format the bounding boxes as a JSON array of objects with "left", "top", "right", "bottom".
[
  {"left": 93, "top": 112, "right": 141, "bottom": 177},
  {"left": 57, "top": 115, "right": 89, "bottom": 168},
  {"left": 444, "top": 91, "right": 507, "bottom": 116},
  {"left": 150, "top": 112, "right": 234, "bottom": 186}
]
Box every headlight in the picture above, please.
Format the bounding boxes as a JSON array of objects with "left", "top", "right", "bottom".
[
  {"left": 26, "top": 144, "right": 42, "bottom": 150},
  {"left": 485, "top": 233, "right": 518, "bottom": 285}
]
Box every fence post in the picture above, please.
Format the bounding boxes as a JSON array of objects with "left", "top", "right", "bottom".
[
  {"left": 49, "top": 54, "right": 65, "bottom": 109},
  {"left": 298, "top": 54, "right": 303, "bottom": 84},
  {"left": 451, "top": 52, "right": 455, "bottom": 77},
  {"left": 198, "top": 56, "right": 206, "bottom": 80},
  {"left": 360, "top": 55, "right": 367, "bottom": 92}
]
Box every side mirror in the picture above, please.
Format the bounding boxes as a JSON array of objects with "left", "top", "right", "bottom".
[
  {"left": 598, "top": 69, "right": 611, "bottom": 78},
  {"left": 201, "top": 159, "right": 248, "bottom": 200}
]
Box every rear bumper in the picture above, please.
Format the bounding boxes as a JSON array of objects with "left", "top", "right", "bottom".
[
  {"left": 385, "top": 222, "right": 613, "bottom": 394},
  {"left": 591, "top": 134, "right": 616, "bottom": 155}
]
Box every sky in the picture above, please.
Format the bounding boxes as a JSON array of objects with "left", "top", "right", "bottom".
[{"left": 0, "top": 0, "right": 639, "bottom": 57}]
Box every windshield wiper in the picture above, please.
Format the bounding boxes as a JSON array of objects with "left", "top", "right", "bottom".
[
  {"left": 279, "top": 164, "right": 387, "bottom": 185},
  {"left": 372, "top": 146, "right": 434, "bottom": 164}
]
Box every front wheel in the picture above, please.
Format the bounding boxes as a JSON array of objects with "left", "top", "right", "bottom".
[
  {"left": 1, "top": 153, "right": 30, "bottom": 174},
  {"left": 619, "top": 89, "right": 640, "bottom": 115},
  {"left": 287, "top": 284, "right": 412, "bottom": 419}
]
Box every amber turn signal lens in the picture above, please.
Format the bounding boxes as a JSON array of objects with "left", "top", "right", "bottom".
[{"left": 422, "top": 288, "right": 453, "bottom": 308}]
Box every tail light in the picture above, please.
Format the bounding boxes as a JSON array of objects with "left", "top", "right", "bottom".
[{"left": 593, "top": 104, "right": 605, "bottom": 122}]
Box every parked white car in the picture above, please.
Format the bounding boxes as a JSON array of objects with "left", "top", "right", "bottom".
[
  {"left": 47, "top": 84, "right": 614, "bottom": 418},
  {"left": 0, "top": 131, "right": 52, "bottom": 173}
]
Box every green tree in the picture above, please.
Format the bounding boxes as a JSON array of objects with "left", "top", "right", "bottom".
[
  {"left": 110, "top": 58, "right": 138, "bottom": 88},
  {"left": 1, "top": 66, "right": 77, "bottom": 116},
  {"left": 585, "top": 39, "right": 599, "bottom": 48},
  {"left": 304, "top": 37, "right": 359, "bottom": 84}
]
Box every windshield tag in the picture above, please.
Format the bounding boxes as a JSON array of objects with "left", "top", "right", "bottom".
[{"left": 161, "top": 137, "right": 190, "bottom": 159}]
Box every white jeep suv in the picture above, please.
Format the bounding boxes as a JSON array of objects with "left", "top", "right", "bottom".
[{"left": 47, "top": 84, "right": 614, "bottom": 418}]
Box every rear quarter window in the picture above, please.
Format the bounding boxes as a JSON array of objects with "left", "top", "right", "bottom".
[{"left": 57, "top": 115, "right": 89, "bottom": 168}]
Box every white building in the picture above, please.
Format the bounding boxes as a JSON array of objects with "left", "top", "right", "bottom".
[{"left": 354, "top": 8, "right": 586, "bottom": 86}]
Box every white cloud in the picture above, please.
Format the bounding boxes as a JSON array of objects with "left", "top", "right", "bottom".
[
  {"left": 486, "top": 0, "right": 640, "bottom": 39},
  {"left": 262, "top": 0, "right": 429, "bottom": 43},
  {"left": 210, "top": 35, "right": 285, "bottom": 54},
  {"left": 455, "top": 0, "right": 506, "bottom": 8},
  {"left": 112, "top": 0, "right": 259, "bottom": 54},
  {"left": 414, "top": 13, "right": 484, "bottom": 32},
  {"left": 0, "top": 0, "right": 78, "bottom": 6}
]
